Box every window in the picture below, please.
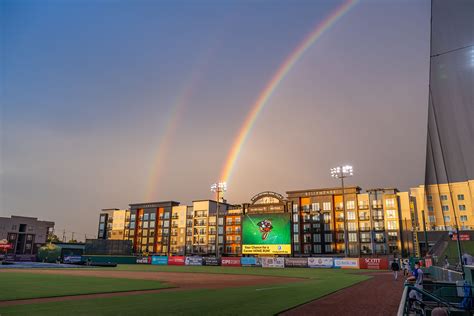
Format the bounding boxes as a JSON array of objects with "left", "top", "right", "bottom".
[
  {"left": 347, "top": 211, "right": 356, "bottom": 220},
  {"left": 444, "top": 216, "right": 451, "bottom": 222},
  {"left": 100, "top": 215, "right": 106, "bottom": 223},
  {"left": 312, "top": 202, "right": 320, "bottom": 211},
  {"left": 313, "top": 234, "right": 321, "bottom": 242},
  {"left": 442, "top": 205, "right": 449, "bottom": 212},
  {"left": 149, "top": 221, "right": 155, "bottom": 228},
  {"left": 323, "top": 213, "right": 331, "bottom": 223},
  {"left": 387, "top": 221, "right": 397, "bottom": 230},
  {"left": 346, "top": 200, "right": 355, "bottom": 210},
  {"left": 348, "top": 222, "right": 357, "bottom": 231},
  {"left": 324, "top": 233, "right": 333, "bottom": 242},
  {"left": 313, "top": 244, "right": 322, "bottom": 253},
  {"left": 294, "top": 244, "right": 300, "bottom": 252},
  {"left": 429, "top": 216, "right": 436, "bottom": 223},
  {"left": 385, "top": 198, "right": 396, "bottom": 208},
  {"left": 293, "top": 224, "right": 299, "bottom": 233},
  {"left": 143, "top": 222, "right": 149, "bottom": 228},
  {"left": 458, "top": 194, "right": 465, "bottom": 201},
  {"left": 293, "top": 204, "right": 299, "bottom": 213},
  {"left": 440, "top": 195, "right": 448, "bottom": 201},
  {"left": 427, "top": 195, "right": 432, "bottom": 202},
  {"left": 143, "top": 213, "right": 149, "bottom": 221},
  {"left": 150, "top": 213, "right": 156, "bottom": 220},
  {"left": 323, "top": 202, "right": 331, "bottom": 211},
  {"left": 293, "top": 214, "right": 299, "bottom": 223},
  {"left": 460, "top": 216, "right": 468, "bottom": 222},
  {"left": 325, "top": 244, "right": 333, "bottom": 252},
  {"left": 386, "top": 210, "right": 397, "bottom": 218},
  {"left": 459, "top": 205, "right": 466, "bottom": 211},
  {"left": 349, "top": 233, "right": 357, "bottom": 242},
  {"left": 293, "top": 235, "right": 299, "bottom": 243},
  {"left": 131, "top": 214, "right": 136, "bottom": 221},
  {"left": 99, "top": 223, "right": 105, "bottom": 230},
  {"left": 428, "top": 206, "right": 434, "bottom": 212}
]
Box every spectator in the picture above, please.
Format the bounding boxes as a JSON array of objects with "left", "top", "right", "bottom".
[
  {"left": 444, "top": 255, "right": 449, "bottom": 269},
  {"left": 408, "top": 261, "right": 424, "bottom": 302},
  {"left": 391, "top": 259, "right": 400, "bottom": 280}
]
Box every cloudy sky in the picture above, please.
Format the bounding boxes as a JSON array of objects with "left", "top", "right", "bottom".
[{"left": 1, "top": 0, "right": 430, "bottom": 239}]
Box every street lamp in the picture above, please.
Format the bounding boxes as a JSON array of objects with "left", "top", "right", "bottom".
[
  {"left": 211, "top": 182, "right": 227, "bottom": 258},
  {"left": 330, "top": 165, "right": 354, "bottom": 257}
]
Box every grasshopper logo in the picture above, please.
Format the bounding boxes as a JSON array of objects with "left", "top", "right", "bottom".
[{"left": 257, "top": 219, "right": 273, "bottom": 240}]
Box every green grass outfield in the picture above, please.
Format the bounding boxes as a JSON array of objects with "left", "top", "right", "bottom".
[
  {"left": 0, "top": 266, "right": 370, "bottom": 316},
  {"left": 0, "top": 272, "right": 169, "bottom": 301}
]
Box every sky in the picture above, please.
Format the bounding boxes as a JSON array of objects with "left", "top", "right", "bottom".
[{"left": 1, "top": 0, "right": 430, "bottom": 240}]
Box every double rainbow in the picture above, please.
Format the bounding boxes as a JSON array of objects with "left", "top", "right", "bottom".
[{"left": 219, "top": 0, "right": 358, "bottom": 183}]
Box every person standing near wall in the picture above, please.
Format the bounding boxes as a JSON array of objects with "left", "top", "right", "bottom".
[{"left": 391, "top": 259, "right": 400, "bottom": 280}]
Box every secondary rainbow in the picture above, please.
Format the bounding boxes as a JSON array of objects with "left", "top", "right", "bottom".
[{"left": 220, "top": 0, "right": 358, "bottom": 183}]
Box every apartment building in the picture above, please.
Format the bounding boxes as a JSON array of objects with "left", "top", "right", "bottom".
[
  {"left": 410, "top": 180, "right": 474, "bottom": 231},
  {"left": 98, "top": 209, "right": 129, "bottom": 240},
  {"left": 170, "top": 205, "right": 187, "bottom": 255},
  {"left": 224, "top": 207, "right": 242, "bottom": 256}
]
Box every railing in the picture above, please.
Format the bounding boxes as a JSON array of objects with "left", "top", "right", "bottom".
[
  {"left": 360, "top": 238, "right": 371, "bottom": 243},
  {"left": 358, "top": 205, "right": 369, "bottom": 210},
  {"left": 359, "top": 216, "right": 370, "bottom": 221},
  {"left": 397, "top": 282, "right": 473, "bottom": 316},
  {"left": 359, "top": 227, "right": 370, "bottom": 232},
  {"left": 374, "top": 226, "right": 385, "bottom": 231},
  {"left": 336, "top": 217, "right": 345, "bottom": 222}
]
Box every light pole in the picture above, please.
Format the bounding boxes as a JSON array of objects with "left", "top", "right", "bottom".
[
  {"left": 331, "top": 165, "right": 353, "bottom": 257},
  {"left": 211, "top": 182, "right": 227, "bottom": 258}
]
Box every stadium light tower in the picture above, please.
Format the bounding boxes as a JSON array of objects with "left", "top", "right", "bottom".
[
  {"left": 330, "top": 165, "right": 354, "bottom": 257},
  {"left": 210, "top": 182, "right": 227, "bottom": 258}
]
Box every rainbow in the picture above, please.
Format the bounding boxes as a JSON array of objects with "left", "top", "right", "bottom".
[{"left": 220, "top": 0, "right": 357, "bottom": 183}]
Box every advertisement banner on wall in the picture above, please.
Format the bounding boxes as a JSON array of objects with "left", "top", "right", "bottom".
[
  {"left": 221, "top": 257, "right": 241, "bottom": 267},
  {"left": 334, "top": 258, "right": 360, "bottom": 269},
  {"left": 202, "top": 257, "right": 220, "bottom": 266},
  {"left": 136, "top": 256, "right": 151, "bottom": 264},
  {"left": 168, "top": 256, "right": 185, "bottom": 266},
  {"left": 242, "top": 213, "right": 292, "bottom": 255},
  {"left": 241, "top": 257, "right": 259, "bottom": 267},
  {"left": 151, "top": 256, "right": 168, "bottom": 265},
  {"left": 359, "top": 258, "right": 388, "bottom": 270},
  {"left": 261, "top": 257, "right": 285, "bottom": 268},
  {"left": 308, "top": 257, "right": 334, "bottom": 268},
  {"left": 185, "top": 256, "right": 203, "bottom": 266},
  {"left": 284, "top": 257, "right": 308, "bottom": 268}
]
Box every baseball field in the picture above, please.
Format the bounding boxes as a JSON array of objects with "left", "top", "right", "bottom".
[{"left": 0, "top": 265, "right": 401, "bottom": 315}]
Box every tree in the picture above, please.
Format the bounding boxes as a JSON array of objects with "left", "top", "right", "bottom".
[{"left": 47, "top": 233, "right": 60, "bottom": 243}]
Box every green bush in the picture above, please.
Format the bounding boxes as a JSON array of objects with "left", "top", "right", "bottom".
[{"left": 37, "top": 244, "right": 62, "bottom": 263}]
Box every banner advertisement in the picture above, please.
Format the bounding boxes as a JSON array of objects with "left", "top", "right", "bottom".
[
  {"left": 284, "top": 257, "right": 308, "bottom": 268},
  {"left": 185, "top": 256, "right": 203, "bottom": 266},
  {"left": 241, "top": 257, "right": 261, "bottom": 267},
  {"left": 168, "top": 256, "right": 185, "bottom": 266},
  {"left": 334, "top": 258, "right": 360, "bottom": 269},
  {"left": 221, "top": 257, "right": 241, "bottom": 266},
  {"left": 452, "top": 233, "right": 470, "bottom": 241},
  {"left": 359, "top": 258, "right": 388, "bottom": 270},
  {"left": 136, "top": 256, "right": 151, "bottom": 264},
  {"left": 308, "top": 257, "right": 334, "bottom": 268},
  {"left": 63, "top": 256, "right": 82, "bottom": 264},
  {"left": 151, "top": 256, "right": 168, "bottom": 265},
  {"left": 424, "top": 258, "right": 433, "bottom": 268},
  {"left": 202, "top": 257, "right": 220, "bottom": 266},
  {"left": 242, "top": 213, "right": 291, "bottom": 255},
  {"left": 261, "top": 257, "right": 285, "bottom": 268}
]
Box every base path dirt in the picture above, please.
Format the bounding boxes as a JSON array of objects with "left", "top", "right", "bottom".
[
  {"left": 0, "top": 269, "right": 303, "bottom": 307},
  {"left": 280, "top": 272, "right": 405, "bottom": 316}
]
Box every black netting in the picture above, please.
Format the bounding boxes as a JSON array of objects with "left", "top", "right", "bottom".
[{"left": 425, "top": 0, "right": 474, "bottom": 187}]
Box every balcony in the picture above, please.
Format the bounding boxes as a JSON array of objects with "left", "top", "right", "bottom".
[
  {"left": 358, "top": 205, "right": 369, "bottom": 210},
  {"left": 171, "top": 215, "right": 179, "bottom": 219},
  {"left": 360, "top": 238, "right": 371, "bottom": 243},
  {"left": 374, "top": 227, "right": 385, "bottom": 231},
  {"left": 336, "top": 238, "right": 345, "bottom": 243},
  {"left": 359, "top": 227, "right": 370, "bottom": 232},
  {"left": 372, "top": 204, "right": 383, "bottom": 209},
  {"left": 359, "top": 215, "right": 370, "bottom": 221},
  {"left": 187, "top": 215, "right": 193, "bottom": 219},
  {"left": 336, "top": 217, "right": 345, "bottom": 222},
  {"left": 372, "top": 216, "right": 384, "bottom": 221},
  {"left": 171, "top": 224, "right": 179, "bottom": 228},
  {"left": 374, "top": 238, "right": 385, "bottom": 243}
]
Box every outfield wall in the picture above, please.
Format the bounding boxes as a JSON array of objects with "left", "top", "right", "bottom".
[{"left": 128, "top": 255, "right": 389, "bottom": 269}]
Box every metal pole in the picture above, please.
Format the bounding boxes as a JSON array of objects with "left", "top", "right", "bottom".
[
  {"left": 341, "top": 176, "right": 349, "bottom": 257},
  {"left": 422, "top": 210, "right": 429, "bottom": 256},
  {"left": 216, "top": 190, "right": 220, "bottom": 258}
]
